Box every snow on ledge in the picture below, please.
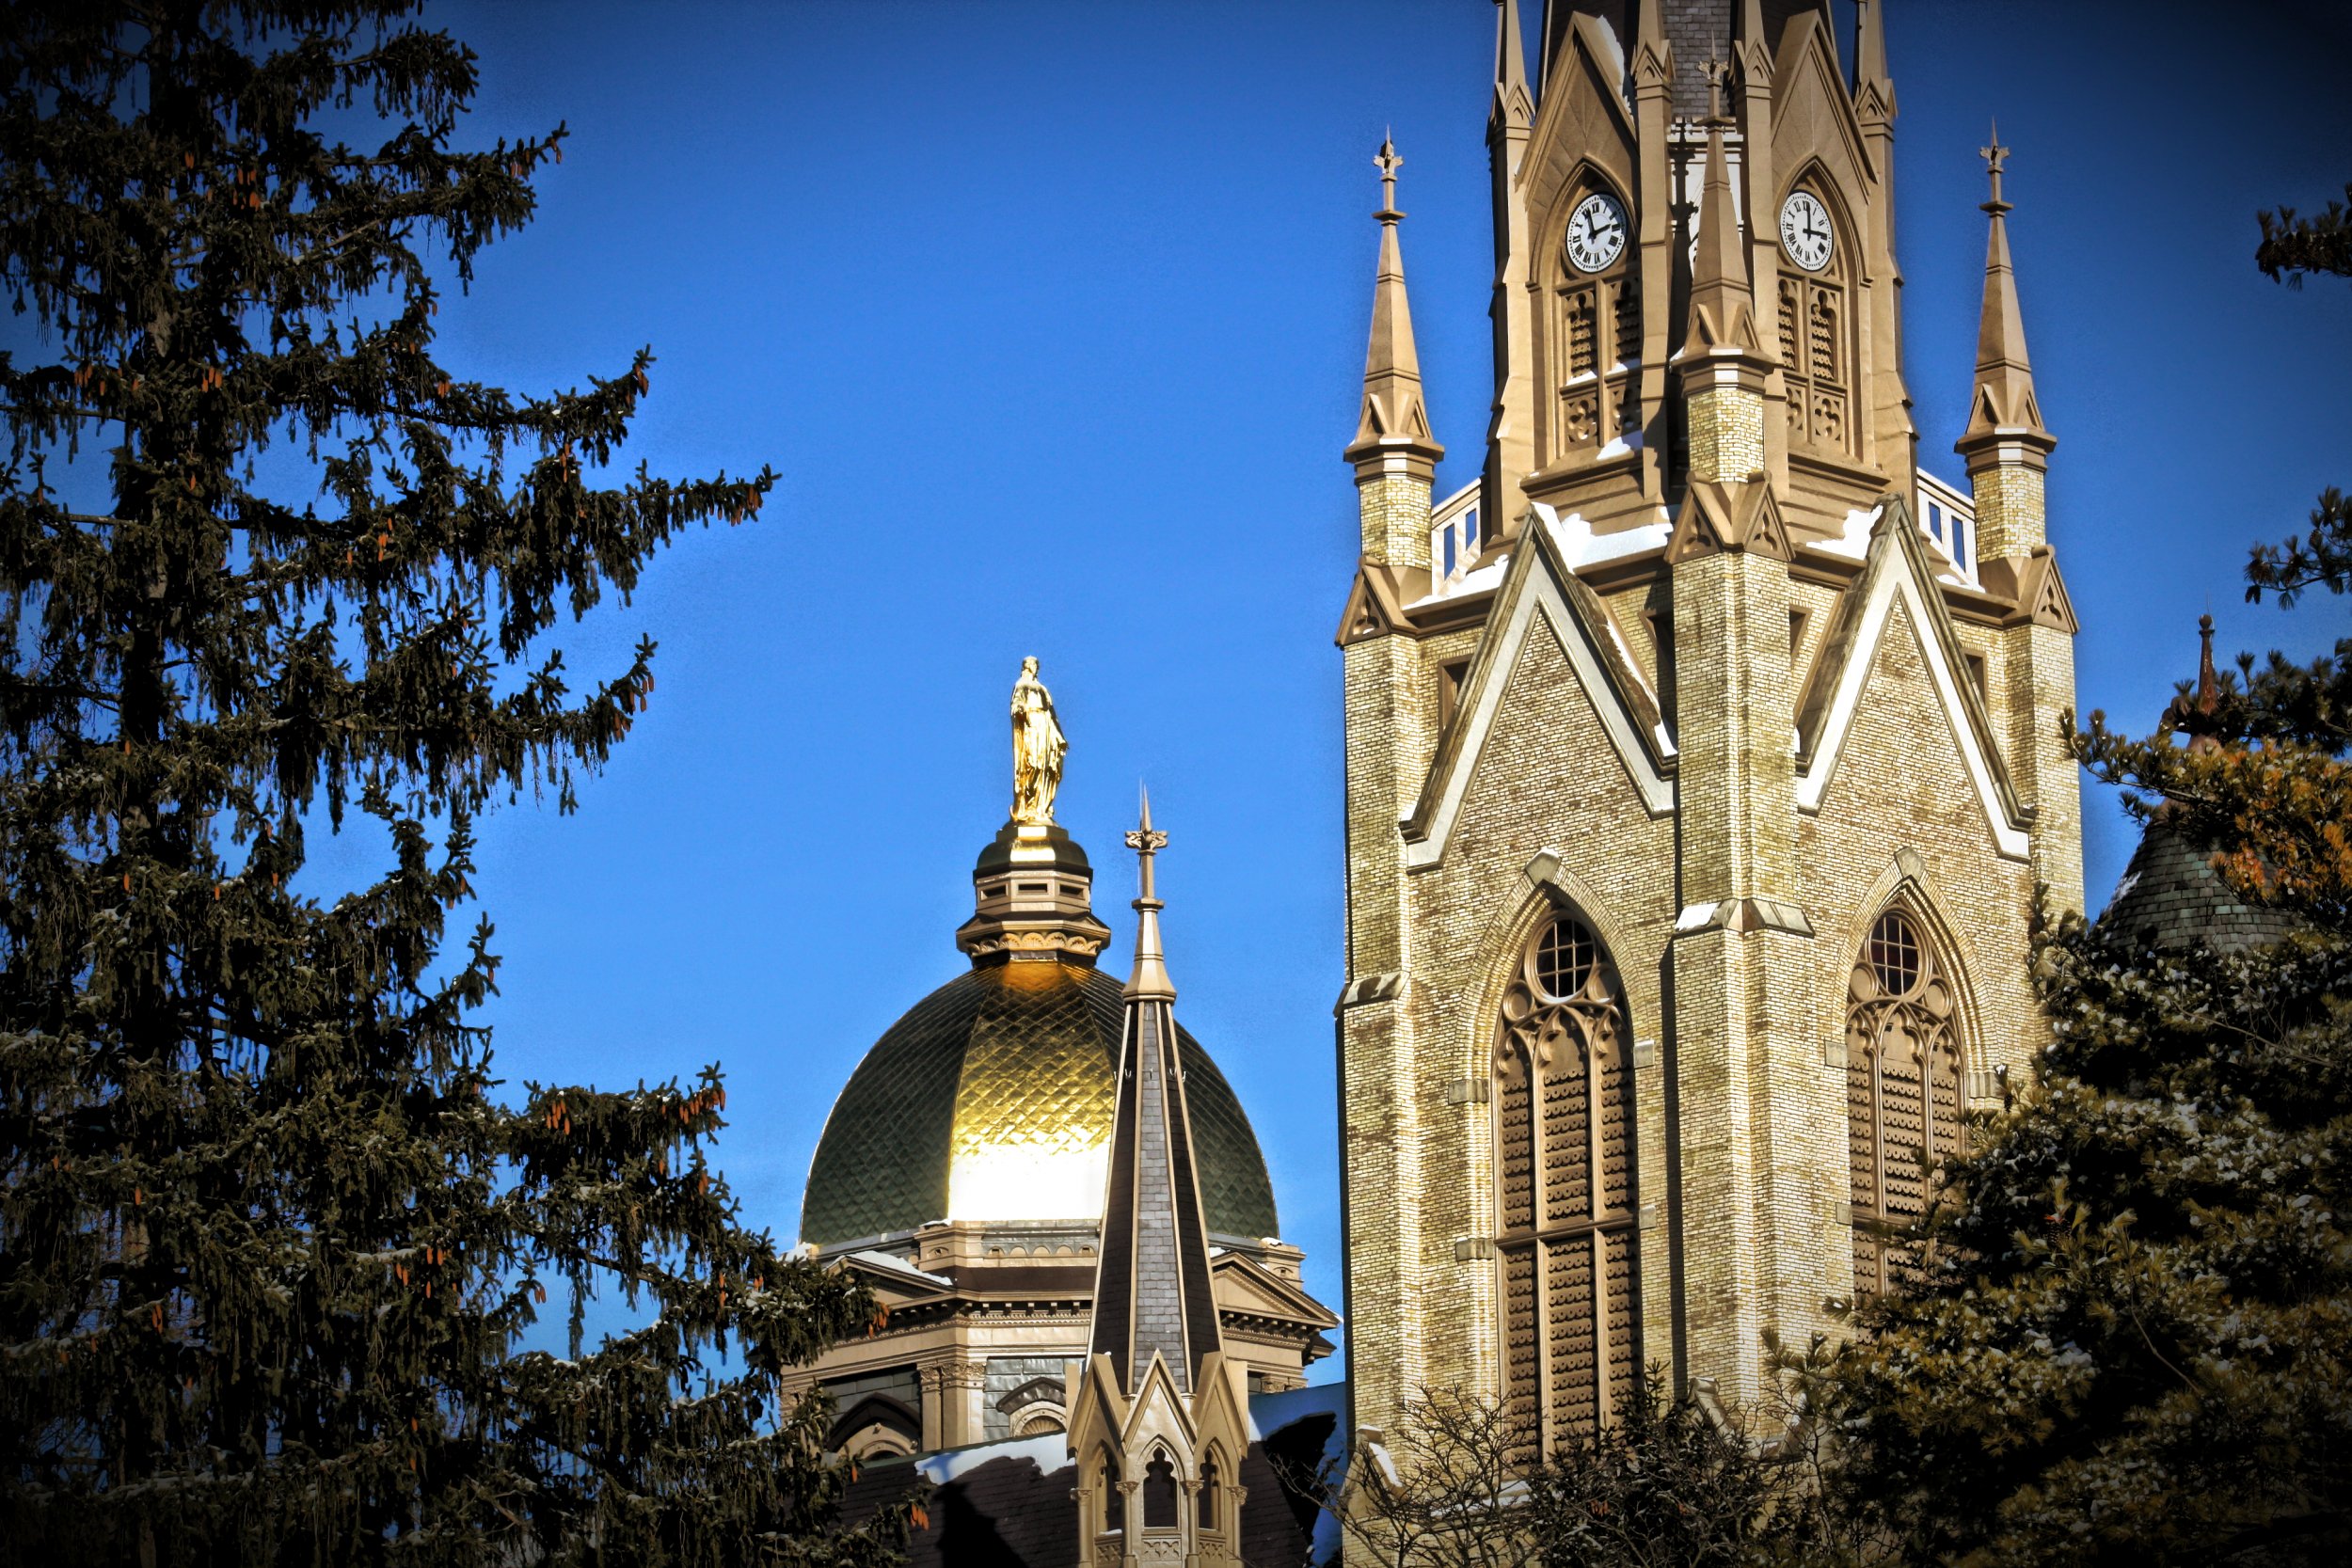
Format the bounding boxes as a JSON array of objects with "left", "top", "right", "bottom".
[{"left": 1407, "top": 502, "right": 1671, "bottom": 610}]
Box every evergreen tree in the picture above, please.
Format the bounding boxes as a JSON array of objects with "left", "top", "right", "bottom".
[
  {"left": 0, "top": 3, "right": 915, "bottom": 1561},
  {"left": 1817, "top": 186, "right": 2352, "bottom": 1567}
]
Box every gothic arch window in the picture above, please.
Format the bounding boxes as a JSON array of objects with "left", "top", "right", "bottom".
[
  {"left": 1775, "top": 181, "right": 1855, "bottom": 458},
  {"left": 1493, "top": 907, "right": 1640, "bottom": 1455},
  {"left": 1198, "top": 1450, "right": 1222, "bottom": 1530},
  {"left": 1142, "top": 1449, "right": 1179, "bottom": 1529},
  {"left": 1847, "top": 907, "right": 1965, "bottom": 1298},
  {"left": 1549, "top": 182, "right": 1642, "bottom": 464}
]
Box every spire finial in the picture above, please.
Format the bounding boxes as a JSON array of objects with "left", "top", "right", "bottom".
[
  {"left": 1375, "top": 135, "right": 1403, "bottom": 222},
  {"left": 1678, "top": 55, "right": 1762, "bottom": 362},
  {"left": 1979, "top": 120, "right": 2011, "bottom": 214},
  {"left": 1346, "top": 135, "right": 1444, "bottom": 475},
  {"left": 1121, "top": 787, "right": 1174, "bottom": 1000},
  {"left": 2166, "top": 614, "right": 2230, "bottom": 754},
  {"left": 1701, "top": 51, "right": 1732, "bottom": 126},
  {"left": 1956, "top": 122, "right": 2053, "bottom": 470}
]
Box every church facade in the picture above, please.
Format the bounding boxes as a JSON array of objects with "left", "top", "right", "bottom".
[
  {"left": 800, "top": 3, "right": 2095, "bottom": 1560},
  {"left": 1334, "top": 0, "right": 2083, "bottom": 1453}
]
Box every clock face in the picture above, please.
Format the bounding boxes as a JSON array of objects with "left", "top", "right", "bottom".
[
  {"left": 1779, "top": 190, "right": 1834, "bottom": 272},
  {"left": 1565, "top": 192, "right": 1629, "bottom": 274}
]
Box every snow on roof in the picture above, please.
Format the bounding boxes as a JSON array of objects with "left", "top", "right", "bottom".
[
  {"left": 845, "top": 1249, "right": 953, "bottom": 1287},
  {"left": 1408, "top": 503, "right": 1671, "bottom": 610},
  {"left": 913, "top": 1431, "right": 1071, "bottom": 1486}
]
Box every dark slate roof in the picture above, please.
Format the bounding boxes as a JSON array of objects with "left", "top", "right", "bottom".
[
  {"left": 1544, "top": 1, "right": 1836, "bottom": 118},
  {"left": 2100, "top": 816, "right": 2302, "bottom": 955},
  {"left": 835, "top": 1417, "right": 1335, "bottom": 1568}
]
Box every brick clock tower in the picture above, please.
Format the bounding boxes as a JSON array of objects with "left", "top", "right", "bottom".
[{"left": 1335, "top": 0, "right": 2083, "bottom": 1460}]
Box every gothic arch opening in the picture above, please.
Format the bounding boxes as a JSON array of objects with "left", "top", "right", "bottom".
[
  {"left": 1492, "top": 904, "right": 1639, "bottom": 1455},
  {"left": 1141, "top": 1449, "right": 1179, "bottom": 1529},
  {"left": 1543, "top": 173, "right": 1642, "bottom": 465},
  {"left": 1097, "top": 1449, "right": 1123, "bottom": 1535},
  {"left": 1774, "top": 173, "right": 1857, "bottom": 461},
  {"left": 1846, "top": 905, "right": 1966, "bottom": 1299},
  {"left": 1197, "top": 1447, "right": 1224, "bottom": 1531}
]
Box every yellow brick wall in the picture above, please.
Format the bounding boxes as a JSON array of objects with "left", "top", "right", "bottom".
[
  {"left": 1342, "top": 557, "right": 2076, "bottom": 1436},
  {"left": 1687, "top": 387, "right": 1766, "bottom": 483},
  {"left": 1969, "top": 463, "right": 2045, "bottom": 559},
  {"left": 1801, "top": 596, "right": 2051, "bottom": 1085},
  {"left": 1359, "top": 472, "right": 1435, "bottom": 570},
  {"left": 1343, "top": 618, "right": 1677, "bottom": 1433}
]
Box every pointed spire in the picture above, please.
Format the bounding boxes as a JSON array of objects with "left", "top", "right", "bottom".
[
  {"left": 2165, "top": 614, "right": 2230, "bottom": 754},
  {"left": 1490, "top": 0, "right": 1532, "bottom": 130},
  {"left": 1737, "top": 0, "right": 1772, "bottom": 72},
  {"left": 1681, "top": 58, "right": 1761, "bottom": 358},
  {"left": 1957, "top": 126, "right": 2054, "bottom": 455},
  {"left": 1856, "top": 0, "right": 1892, "bottom": 93},
  {"left": 1346, "top": 138, "right": 1445, "bottom": 475},
  {"left": 1122, "top": 786, "right": 1174, "bottom": 1002},
  {"left": 1088, "top": 797, "right": 1223, "bottom": 1397}
]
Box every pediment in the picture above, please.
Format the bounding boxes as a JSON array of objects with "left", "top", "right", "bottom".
[
  {"left": 1793, "top": 495, "right": 2030, "bottom": 859},
  {"left": 1525, "top": 14, "right": 1637, "bottom": 219},
  {"left": 1770, "top": 11, "right": 1876, "bottom": 207},
  {"left": 835, "top": 1252, "right": 957, "bottom": 1305},
  {"left": 1974, "top": 546, "right": 2079, "bottom": 635},
  {"left": 2014, "top": 547, "right": 2078, "bottom": 633},
  {"left": 1211, "top": 1250, "right": 1341, "bottom": 1329},
  {"left": 1666, "top": 478, "right": 1789, "bottom": 563},
  {"left": 1400, "top": 507, "right": 1675, "bottom": 871},
  {"left": 1334, "top": 562, "right": 1419, "bottom": 647}
]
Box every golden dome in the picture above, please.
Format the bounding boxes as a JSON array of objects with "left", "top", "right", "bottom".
[{"left": 800, "top": 957, "right": 1279, "bottom": 1248}]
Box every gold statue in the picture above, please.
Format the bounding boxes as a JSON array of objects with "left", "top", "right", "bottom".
[{"left": 1010, "top": 657, "right": 1066, "bottom": 826}]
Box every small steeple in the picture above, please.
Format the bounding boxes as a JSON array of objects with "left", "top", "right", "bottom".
[
  {"left": 1855, "top": 0, "right": 1894, "bottom": 107},
  {"left": 1635, "top": 0, "right": 1665, "bottom": 62},
  {"left": 1681, "top": 60, "right": 1761, "bottom": 359},
  {"left": 1956, "top": 127, "right": 2054, "bottom": 457},
  {"left": 2164, "top": 614, "right": 2230, "bottom": 755},
  {"left": 1122, "top": 787, "right": 1174, "bottom": 1002},
  {"left": 1490, "top": 0, "right": 1532, "bottom": 131},
  {"left": 1955, "top": 126, "right": 2056, "bottom": 561},
  {"left": 1345, "top": 138, "right": 1445, "bottom": 479},
  {"left": 1087, "top": 797, "right": 1223, "bottom": 1397}
]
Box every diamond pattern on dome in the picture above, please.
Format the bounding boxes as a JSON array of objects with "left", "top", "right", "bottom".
[
  {"left": 947, "top": 962, "right": 1118, "bottom": 1221},
  {"left": 800, "top": 962, "right": 1280, "bottom": 1246},
  {"left": 799, "top": 974, "right": 979, "bottom": 1246}
]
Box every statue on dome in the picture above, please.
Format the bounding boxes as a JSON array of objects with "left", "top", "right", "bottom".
[{"left": 1009, "top": 657, "right": 1066, "bottom": 826}]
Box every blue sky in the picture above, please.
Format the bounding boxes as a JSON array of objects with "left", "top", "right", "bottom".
[{"left": 210, "top": 1, "right": 2352, "bottom": 1373}]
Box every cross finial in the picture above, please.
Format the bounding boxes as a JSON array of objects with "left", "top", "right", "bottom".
[
  {"left": 1124, "top": 785, "right": 1168, "bottom": 901},
  {"left": 1375, "top": 135, "right": 1403, "bottom": 220},
  {"left": 1979, "top": 120, "right": 2011, "bottom": 214},
  {"left": 1701, "top": 52, "right": 1732, "bottom": 125}
]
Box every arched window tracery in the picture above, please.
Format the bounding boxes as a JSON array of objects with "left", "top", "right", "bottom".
[
  {"left": 1847, "top": 907, "right": 1965, "bottom": 1298},
  {"left": 1197, "top": 1452, "right": 1221, "bottom": 1530},
  {"left": 1142, "top": 1449, "right": 1179, "bottom": 1528},
  {"left": 1493, "top": 908, "right": 1639, "bottom": 1456},
  {"left": 1775, "top": 182, "right": 1854, "bottom": 458}
]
